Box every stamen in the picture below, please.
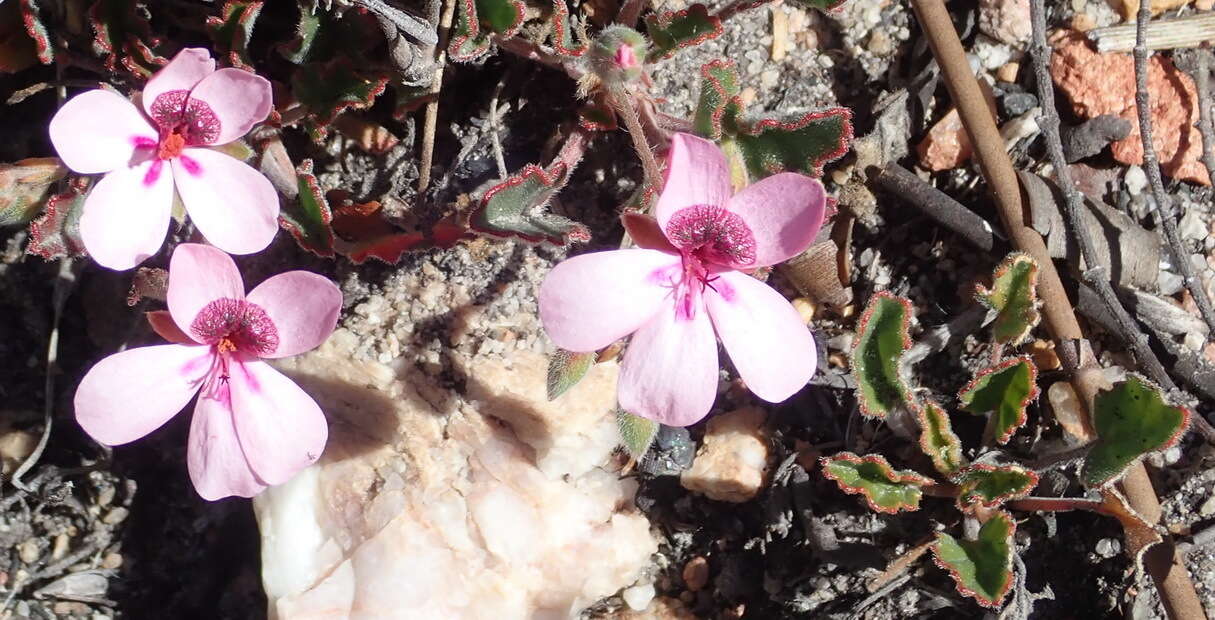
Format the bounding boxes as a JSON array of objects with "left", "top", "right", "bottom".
[{"left": 190, "top": 298, "right": 279, "bottom": 357}]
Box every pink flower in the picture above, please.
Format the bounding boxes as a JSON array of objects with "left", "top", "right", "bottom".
[
  {"left": 74, "top": 243, "right": 342, "bottom": 500},
  {"left": 538, "top": 133, "right": 825, "bottom": 426},
  {"left": 48, "top": 48, "right": 278, "bottom": 270}
]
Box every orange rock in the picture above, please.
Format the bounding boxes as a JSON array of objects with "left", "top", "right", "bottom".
[
  {"left": 1049, "top": 30, "right": 1209, "bottom": 185},
  {"left": 918, "top": 108, "right": 973, "bottom": 171},
  {"left": 1111, "top": 0, "right": 1193, "bottom": 21}
]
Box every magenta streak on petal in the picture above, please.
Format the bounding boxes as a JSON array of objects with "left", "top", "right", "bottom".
[
  {"left": 181, "top": 352, "right": 215, "bottom": 378},
  {"left": 133, "top": 136, "right": 157, "bottom": 149},
  {"left": 178, "top": 154, "right": 202, "bottom": 176},
  {"left": 143, "top": 160, "right": 164, "bottom": 187},
  {"left": 234, "top": 359, "right": 261, "bottom": 395},
  {"left": 713, "top": 276, "right": 737, "bottom": 303}
]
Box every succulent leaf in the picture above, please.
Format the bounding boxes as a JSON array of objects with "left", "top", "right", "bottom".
[
  {"left": 19, "top": 0, "right": 54, "bottom": 64},
  {"left": 205, "top": 0, "right": 263, "bottom": 69},
  {"left": 27, "top": 178, "right": 89, "bottom": 260},
  {"left": 644, "top": 4, "right": 723, "bottom": 62},
  {"left": 693, "top": 60, "right": 743, "bottom": 140},
  {"left": 617, "top": 409, "right": 659, "bottom": 460},
  {"left": 448, "top": 0, "right": 492, "bottom": 61},
  {"left": 916, "top": 399, "right": 965, "bottom": 476},
  {"left": 958, "top": 356, "right": 1038, "bottom": 445},
  {"left": 0, "top": 157, "right": 68, "bottom": 227},
  {"left": 547, "top": 348, "right": 596, "bottom": 401},
  {"left": 469, "top": 163, "right": 590, "bottom": 246},
  {"left": 278, "top": 0, "right": 325, "bottom": 64},
  {"left": 933, "top": 511, "right": 1016, "bottom": 608},
  {"left": 820, "top": 452, "right": 932, "bottom": 514},
  {"left": 953, "top": 464, "right": 1038, "bottom": 511},
  {"left": 850, "top": 291, "right": 914, "bottom": 419},
  {"left": 734, "top": 108, "right": 853, "bottom": 179},
  {"left": 476, "top": 0, "right": 525, "bottom": 35},
  {"left": 278, "top": 160, "right": 336, "bottom": 257},
  {"left": 549, "top": 0, "right": 589, "bottom": 56},
  {"left": 976, "top": 252, "right": 1041, "bottom": 346},
  {"left": 1082, "top": 375, "right": 1190, "bottom": 487}
]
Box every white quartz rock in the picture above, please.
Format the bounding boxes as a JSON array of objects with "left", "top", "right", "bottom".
[{"left": 255, "top": 330, "right": 657, "bottom": 619}]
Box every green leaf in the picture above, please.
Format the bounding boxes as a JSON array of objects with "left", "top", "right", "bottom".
[
  {"left": 976, "top": 252, "right": 1041, "bottom": 346},
  {"left": 932, "top": 511, "right": 1016, "bottom": 608},
  {"left": 693, "top": 60, "right": 743, "bottom": 140},
  {"left": 292, "top": 58, "right": 390, "bottom": 131},
  {"left": 850, "top": 292, "right": 913, "bottom": 419},
  {"left": 27, "top": 178, "right": 89, "bottom": 260},
  {"left": 549, "top": 0, "right": 588, "bottom": 57},
  {"left": 734, "top": 108, "right": 853, "bottom": 179},
  {"left": 278, "top": 0, "right": 324, "bottom": 64},
  {"left": 618, "top": 410, "right": 659, "bottom": 461},
  {"left": 645, "top": 4, "right": 723, "bottom": 62},
  {"left": 953, "top": 464, "right": 1038, "bottom": 511},
  {"left": 916, "top": 400, "right": 965, "bottom": 476},
  {"left": 18, "top": 0, "right": 54, "bottom": 64},
  {"left": 476, "top": 0, "right": 524, "bottom": 34},
  {"left": 547, "top": 349, "right": 596, "bottom": 401},
  {"left": 448, "top": 0, "right": 491, "bottom": 61},
  {"left": 206, "top": 0, "right": 263, "bottom": 69},
  {"left": 1082, "top": 375, "right": 1191, "bottom": 487},
  {"left": 278, "top": 160, "right": 335, "bottom": 257},
  {"left": 578, "top": 95, "right": 618, "bottom": 131},
  {"left": 820, "top": 452, "right": 932, "bottom": 514},
  {"left": 787, "top": 0, "right": 850, "bottom": 11},
  {"left": 0, "top": 157, "right": 68, "bottom": 226},
  {"left": 958, "top": 356, "right": 1038, "bottom": 445},
  {"left": 469, "top": 163, "right": 590, "bottom": 246},
  {"left": 88, "top": 0, "right": 167, "bottom": 77}
]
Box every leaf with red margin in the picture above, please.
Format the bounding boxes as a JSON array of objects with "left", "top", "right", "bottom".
[
  {"left": 19, "top": 0, "right": 53, "bottom": 64},
  {"left": 958, "top": 356, "right": 1038, "bottom": 445},
  {"left": 820, "top": 452, "right": 932, "bottom": 514},
  {"left": 734, "top": 107, "right": 853, "bottom": 179},
  {"left": 469, "top": 163, "right": 590, "bottom": 246},
  {"left": 788, "top": 0, "right": 850, "bottom": 12},
  {"left": 549, "top": 0, "right": 589, "bottom": 57},
  {"left": 278, "top": 0, "right": 324, "bottom": 64},
  {"left": 88, "top": 0, "right": 167, "bottom": 77},
  {"left": 292, "top": 58, "right": 390, "bottom": 133},
  {"left": 953, "top": 464, "right": 1038, "bottom": 511},
  {"left": 448, "top": 0, "right": 491, "bottom": 62},
  {"left": 1082, "top": 375, "right": 1191, "bottom": 487},
  {"left": 279, "top": 160, "right": 336, "bottom": 257},
  {"left": 1, "top": 0, "right": 39, "bottom": 74},
  {"left": 578, "top": 93, "right": 617, "bottom": 131},
  {"left": 850, "top": 291, "right": 914, "bottom": 419},
  {"left": 331, "top": 198, "right": 469, "bottom": 264},
  {"left": 27, "top": 177, "right": 88, "bottom": 260},
  {"left": 693, "top": 60, "right": 743, "bottom": 140},
  {"left": 645, "top": 4, "right": 723, "bottom": 62},
  {"left": 932, "top": 511, "right": 1016, "bottom": 609},
  {"left": 547, "top": 348, "right": 596, "bottom": 400},
  {"left": 1, "top": 157, "right": 68, "bottom": 226},
  {"left": 975, "top": 252, "right": 1041, "bottom": 346},
  {"left": 476, "top": 0, "right": 525, "bottom": 35},
  {"left": 915, "top": 399, "right": 965, "bottom": 476},
  {"left": 206, "top": 0, "right": 264, "bottom": 69}
]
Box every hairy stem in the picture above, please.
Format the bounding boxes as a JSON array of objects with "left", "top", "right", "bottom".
[{"left": 609, "top": 86, "right": 664, "bottom": 189}]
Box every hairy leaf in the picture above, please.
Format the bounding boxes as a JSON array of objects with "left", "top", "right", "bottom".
[
  {"left": 0, "top": 157, "right": 68, "bottom": 226},
  {"left": 954, "top": 464, "right": 1038, "bottom": 511},
  {"left": 578, "top": 95, "right": 618, "bottom": 131},
  {"left": 547, "top": 348, "right": 596, "bottom": 401},
  {"left": 469, "top": 163, "right": 590, "bottom": 246},
  {"left": 850, "top": 291, "right": 913, "bottom": 419},
  {"left": 976, "top": 252, "right": 1041, "bottom": 346},
  {"left": 933, "top": 511, "right": 1016, "bottom": 608},
  {"left": 734, "top": 108, "right": 853, "bottom": 179},
  {"left": 958, "top": 356, "right": 1038, "bottom": 445},
  {"left": 19, "top": 0, "right": 53, "bottom": 64},
  {"left": 27, "top": 178, "right": 88, "bottom": 260},
  {"left": 916, "top": 399, "right": 965, "bottom": 476},
  {"left": 1082, "top": 375, "right": 1190, "bottom": 487},
  {"left": 292, "top": 58, "right": 390, "bottom": 131},
  {"left": 820, "top": 452, "right": 932, "bottom": 514},
  {"left": 693, "top": 60, "right": 742, "bottom": 140},
  {"left": 549, "top": 0, "right": 588, "bottom": 56},
  {"left": 88, "top": 0, "right": 167, "bottom": 76},
  {"left": 278, "top": 0, "right": 324, "bottom": 64},
  {"left": 448, "top": 0, "right": 491, "bottom": 61},
  {"left": 645, "top": 4, "right": 723, "bottom": 62},
  {"left": 617, "top": 410, "right": 659, "bottom": 460},
  {"left": 476, "top": 0, "right": 524, "bottom": 35},
  {"left": 279, "top": 160, "right": 335, "bottom": 257},
  {"left": 206, "top": 0, "right": 263, "bottom": 69},
  {"left": 787, "top": 0, "right": 850, "bottom": 11}
]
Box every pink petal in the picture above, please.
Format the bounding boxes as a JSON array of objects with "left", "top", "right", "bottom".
[
  {"left": 246, "top": 272, "right": 342, "bottom": 359},
  {"left": 173, "top": 148, "right": 280, "bottom": 255},
  {"left": 167, "top": 243, "right": 246, "bottom": 333},
  {"left": 228, "top": 360, "right": 328, "bottom": 485},
  {"left": 618, "top": 299, "right": 719, "bottom": 427},
  {"left": 538, "top": 249, "right": 678, "bottom": 352},
  {"left": 655, "top": 133, "right": 731, "bottom": 232},
  {"left": 186, "top": 68, "right": 273, "bottom": 145},
  {"left": 74, "top": 344, "right": 212, "bottom": 446},
  {"left": 49, "top": 90, "right": 156, "bottom": 174},
  {"left": 704, "top": 271, "right": 816, "bottom": 402},
  {"left": 189, "top": 382, "right": 269, "bottom": 500},
  {"left": 142, "top": 48, "right": 215, "bottom": 120},
  {"left": 726, "top": 173, "right": 826, "bottom": 267},
  {"left": 79, "top": 160, "right": 175, "bottom": 270}
]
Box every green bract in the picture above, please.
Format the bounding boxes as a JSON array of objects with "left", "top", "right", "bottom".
[
  {"left": 547, "top": 349, "right": 596, "bottom": 401},
  {"left": 617, "top": 410, "right": 659, "bottom": 461}
]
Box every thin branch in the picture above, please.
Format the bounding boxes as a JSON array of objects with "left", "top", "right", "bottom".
[
  {"left": 1027, "top": 0, "right": 1175, "bottom": 391},
  {"left": 417, "top": 0, "right": 457, "bottom": 193},
  {"left": 869, "top": 162, "right": 1001, "bottom": 253},
  {"left": 1133, "top": 6, "right": 1215, "bottom": 341},
  {"left": 488, "top": 78, "right": 508, "bottom": 179},
  {"left": 495, "top": 36, "right": 586, "bottom": 81},
  {"left": 1192, "top": 47, "right": 1215, "bottom": 186}
]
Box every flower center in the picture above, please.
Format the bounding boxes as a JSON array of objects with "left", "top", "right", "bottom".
[
  {"left": 665, "top": 204, "right": 756, "bottom": 268},
  {"left": 190, "top": 298, "right": 279, "bottom": 357},
  {"left": 148, "top": 89, "right": 221, "bottom": 156}
]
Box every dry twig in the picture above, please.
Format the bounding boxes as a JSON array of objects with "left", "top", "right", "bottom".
[{"left": 417, "top": 0, "right": 456, "bottom": 193}]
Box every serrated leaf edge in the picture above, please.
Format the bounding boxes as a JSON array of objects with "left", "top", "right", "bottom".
[
  {"left": 974, "top": 251, "right": 1041, "bottom": 346},
  {"left": 697, "top": 59, "right": 740, "bottom": 140},
  {"left": 914, "top": 399, "right": 965, "bottom": 476},
  {"left": 469, "top": 162, "right": 590, "bottom": 246},
  {"left": 931, "top": 511, "right": 1016, "bottom": 609},
  {"left": 957, "top": 355, "right": 1039, "bottom": 445},
  {"left": 737, "top": 107, "right": 855, "bottom": 177},
  {"left": 1084, "top": 373, "right": 1192, "bottom": 488},
  {"left": 849, "top": 291, "right": 914, "bottom": 419},
  {"left": 644, "top": 4, "right": 723, "bottom": 61},
  {"left": 952, "top": 463, "right": 1039, "bottom": 511},
  {"left": 820, "top": 451, "right": 933, "bottom": 514}
]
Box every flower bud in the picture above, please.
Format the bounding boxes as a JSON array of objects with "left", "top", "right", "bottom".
[{"left": 588, "top": 26, "right": 647, "bottom": 86}]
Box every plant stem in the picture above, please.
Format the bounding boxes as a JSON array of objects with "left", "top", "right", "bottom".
[
  {"left": 869, "top": 162, "right": 1001, "bottom": 253},
  {"left": 1027, "top": 0, "right": 1175, "bottom": 391},
  {"left": 1192, "top": 47, "right": 1215, "bottom": 187},
  {"left": 609, "top": 85, "right": 664, "bottom": 189},
  {"left": 418, "top": 0, "right": 457, "bottom": 193},
  {"left": 1134, "top": 6, "right": 1215, "bottom": 342}
]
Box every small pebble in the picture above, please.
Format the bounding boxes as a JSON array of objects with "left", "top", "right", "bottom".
[
  {"left": 18, "top": 540, "right": 40, "bottom": 564},
  {"left": 683, "top": 556, "right": 710, "bottom": 591},
  {"left": 1199, "top": 495, "right": 1215, "bottom": 517},
  {"left": 995, "top": 62, "right": 1020, "bottom": 83},
  {"left": 101, "top": 552, "right": 124, "bottom": 570},
  {"left": 621, "top": 582, "right": 656, "bottom": 611},
  {"left": 1125, "top": 166, "right": 1147, "bottom": 196},
  {"left": 102, "top": 507, "right": 129, "bottom": 525},
  {"left": 1095, "top": 538, "right": 1121, "bottom": 558}
]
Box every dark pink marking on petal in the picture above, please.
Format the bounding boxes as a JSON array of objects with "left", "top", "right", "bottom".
[
  {"left": 181, "top": 352, "right": 215, "bottom": 378},
  {"left": 150, "top": 90, "right": 191, "bottom": 131},
  {"left": 133, "top": 136, "right": 157, "bottom": 149},
  {"left": 666, "top": 204, "right": 757, "bottom": 267},
  {"left": 150, "top": 89, "right": 222, "bottom": 146},
  {"left": 712, "top": 276, "right": 737, "bottom": 303},
  {"left": 190, "top": 298, "right": 280, "bottom": 356},
  {"left": 178, "top": 154, "right": 202, "bottom": 176},
  {"left": 143, "top": 160, "right": 164, "bottom": 187}
]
